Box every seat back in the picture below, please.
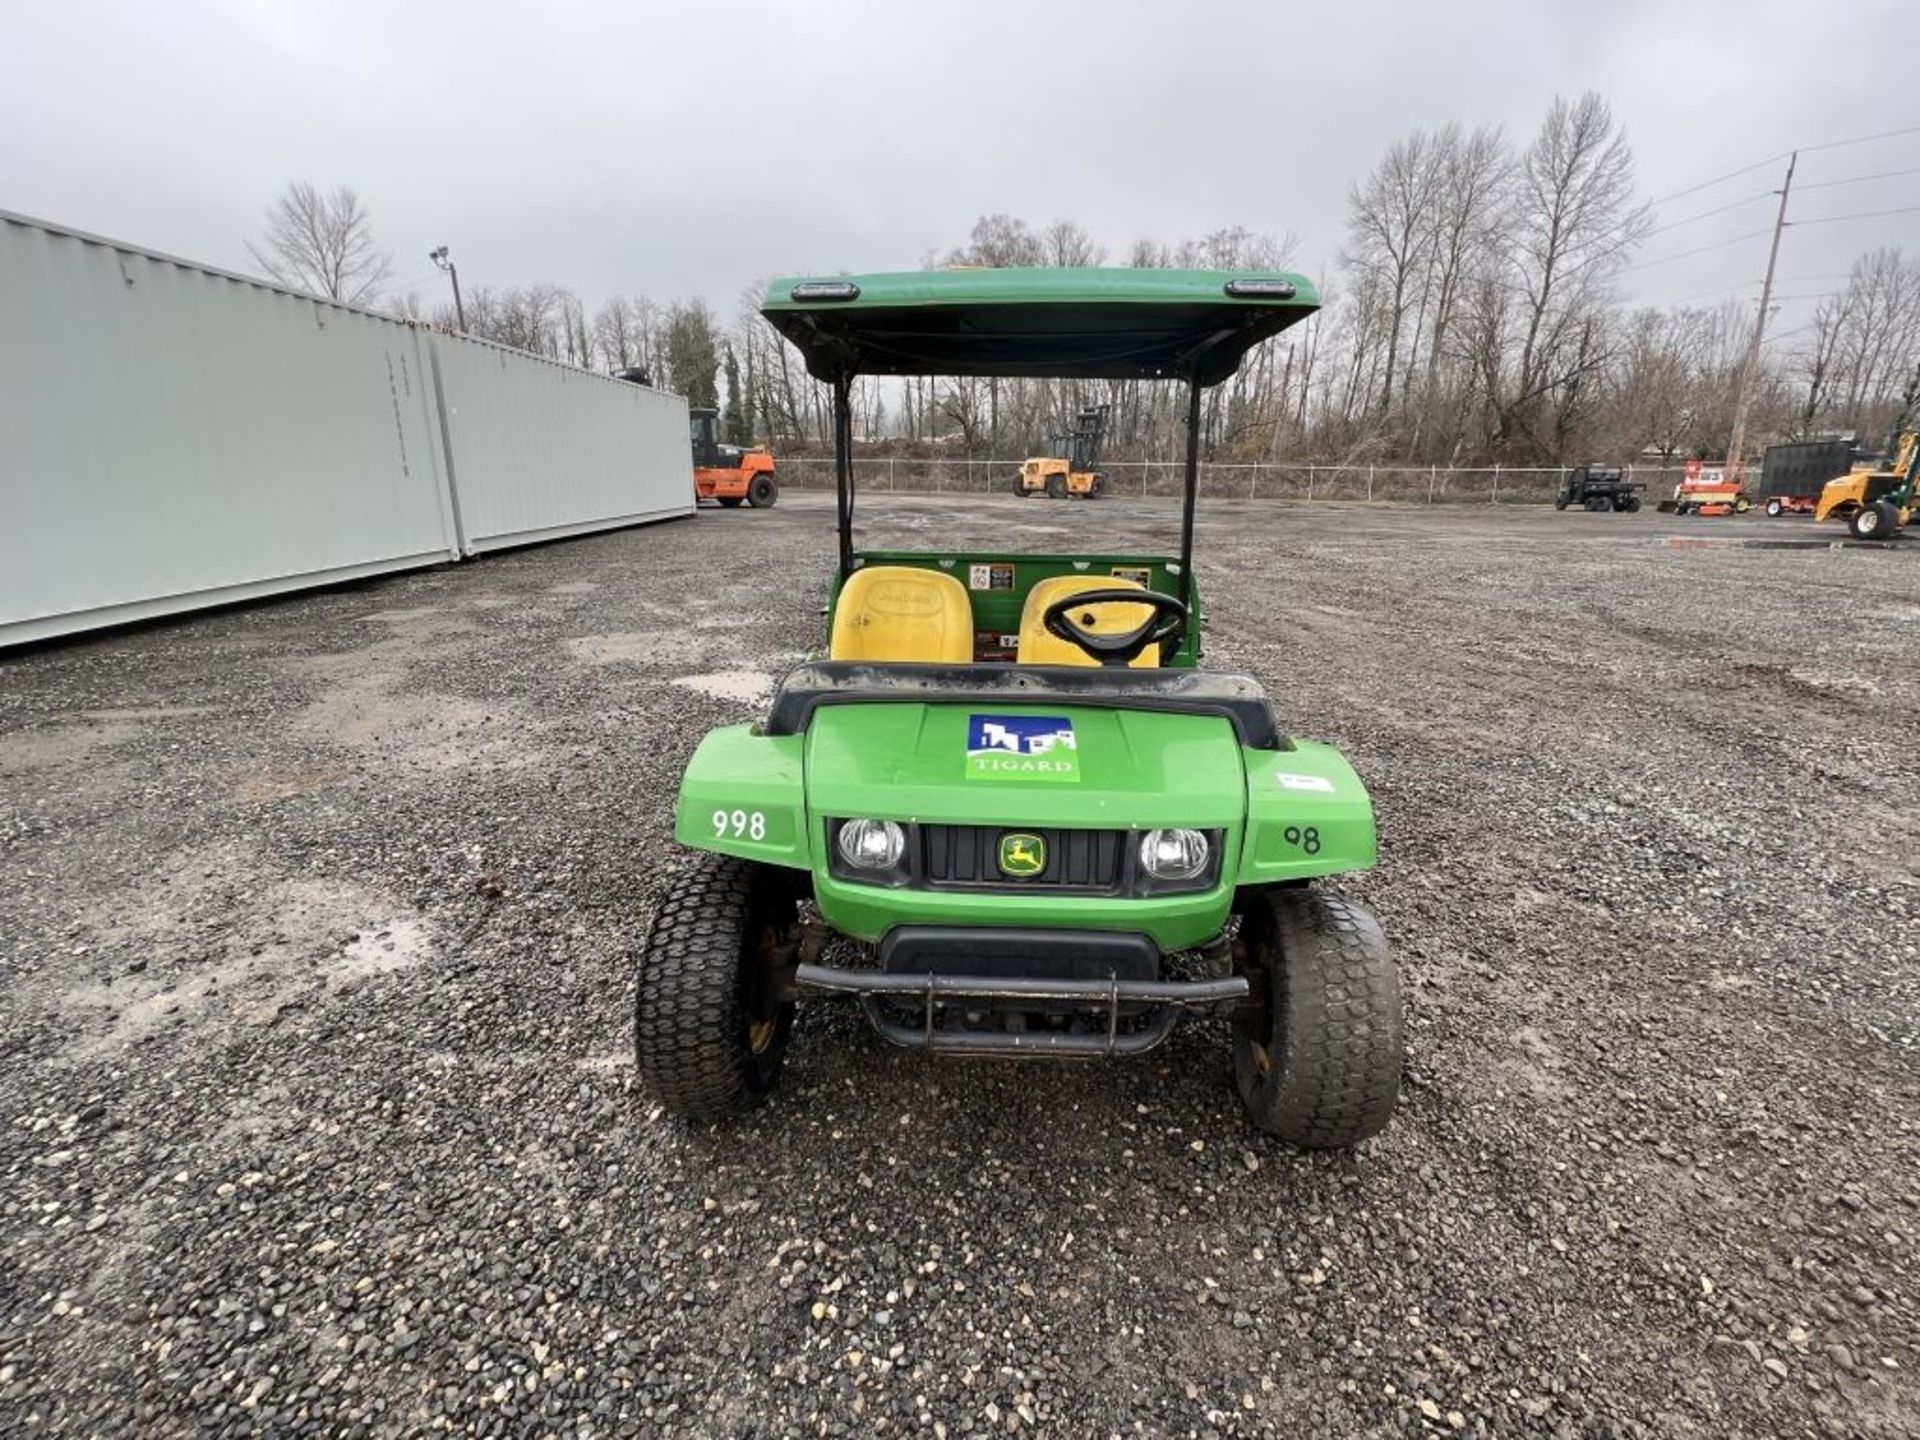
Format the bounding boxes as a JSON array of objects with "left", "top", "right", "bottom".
[
  {"left": 830, "top": 565, "right": 975, "bottom": 664},
  {"left": 1016, "top": 575, "right": 1160, "bottom": 668}
]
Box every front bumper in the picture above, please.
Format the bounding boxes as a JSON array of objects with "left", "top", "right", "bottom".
[
  {"left": 795, "top": 925, "right": 1249, "bottom": 1059},
  {"left": 812, "top": 868, "right": 1237, "bottom": 953}
]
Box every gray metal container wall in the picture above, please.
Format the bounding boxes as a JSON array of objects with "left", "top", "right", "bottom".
[
  {"left": 1, "top": 211, "right": 695, "bottom": 647},
  {"left": 429, "top": 335, "right": 691, "bottom": 554},
  {"left": 1, "top": 212, "right": 461, "bottom": 645}
]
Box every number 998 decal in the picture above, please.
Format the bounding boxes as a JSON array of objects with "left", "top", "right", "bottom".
[
  {"left": 713, "top": 809, "right": 768, "bottom": 841},
  {"left": 1282, "top": 824, "right": 1321, "bottom": 855}
]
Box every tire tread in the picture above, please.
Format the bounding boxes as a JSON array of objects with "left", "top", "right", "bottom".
[
  {"left": 1237, "top": 890, "right": 1403, "bottom": 1148},
  {"left": 635, "top": 853, "right": 774, "bottom": 1122}
]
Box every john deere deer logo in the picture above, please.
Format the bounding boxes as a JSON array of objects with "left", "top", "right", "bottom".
[{"left": 998, "top": 832, "right": 1046, "bottom": 878}]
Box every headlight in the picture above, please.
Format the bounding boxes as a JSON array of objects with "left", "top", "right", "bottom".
[
  {"left": 837, "top": 818, "right": 906, "bottom": 871},
  {"left": 1139, "top": 828, "right": 1210, "bottom": 881}
]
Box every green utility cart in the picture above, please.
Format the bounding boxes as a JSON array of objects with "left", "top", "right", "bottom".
[{"left": 636, "top": 268, "right": 1403, "bottom": 1148}]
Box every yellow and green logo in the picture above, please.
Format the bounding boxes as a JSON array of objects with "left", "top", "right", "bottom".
[{"left": 998, "top": 832, "right": 1047, "bottom": 878}]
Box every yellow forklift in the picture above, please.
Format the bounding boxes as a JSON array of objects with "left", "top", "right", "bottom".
[
  {"left": 1014, "top": 403, "right": 1111, "bottom": 499},
  {"left": 1815, "top": 426, "right": 1915, "bottom": 539}
]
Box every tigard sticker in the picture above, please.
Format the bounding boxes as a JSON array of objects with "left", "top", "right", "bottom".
[{"left": 966, "top": 714, "right": 1079, "bottom": 782}]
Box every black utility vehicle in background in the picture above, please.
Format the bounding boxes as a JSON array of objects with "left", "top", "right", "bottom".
[{"left": 1555, "top": 464, "right": 1643, "bottom": 513}]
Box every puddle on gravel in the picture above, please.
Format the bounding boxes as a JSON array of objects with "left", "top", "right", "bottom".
[
  {"left": 334, "top": 918, "right": 434, "bottom": 982},
  {"left": 549, "top": 580, "right": 600, "bottom": 596},
  {"left": 234, "top": 765, "right": 343, "bottom": 803},
  {"left": 37, "top": 843, "right": 439, "bottom": 1063},
  {"left": 0, "top": 705, "right": 217, "bottom": 773},
  {"left": 672, "top": 670, "right": 773, "bottom": 703},
  {"left": 0, "top": 720, "right": 144, "bottom": 772}
]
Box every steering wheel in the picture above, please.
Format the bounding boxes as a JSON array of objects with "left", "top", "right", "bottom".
[{"left": 1042, "top": 589, "right": 1189, "bottom": 667}]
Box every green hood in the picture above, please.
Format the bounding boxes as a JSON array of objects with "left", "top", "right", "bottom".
[{"left": 803, "top": 703, "right": 1246, "bottom": 830}]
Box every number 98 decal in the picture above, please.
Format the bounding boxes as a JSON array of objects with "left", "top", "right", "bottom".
[
  {"left": 1281, "top": 824, "right": 1321, "bottom": 855},
  {"left": 713, "top": 809, "right": 768, "bottom": 841}
]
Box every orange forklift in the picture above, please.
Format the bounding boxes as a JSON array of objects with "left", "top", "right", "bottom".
[{"left": 690, "top": 407, "right": 778, "bottom": 508}]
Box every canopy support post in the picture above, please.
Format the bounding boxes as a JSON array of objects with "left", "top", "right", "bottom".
[
  {"left": 833, "top": 375, "right": 855, "bottom": 581},
  {"left": 1179, "top": 379, "right": 1202, "bottom": 609}
]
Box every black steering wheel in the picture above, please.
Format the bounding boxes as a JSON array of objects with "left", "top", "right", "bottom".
[{"left": 1042, "top": 589, "right": 1189, "bottom": 667}]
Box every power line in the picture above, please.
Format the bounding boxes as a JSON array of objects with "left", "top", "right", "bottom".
[
  {"left": 1797, "top": 164, "right": 1920, "bottom": 192},
  {"left": 1645, "top": 123, "right": 1920, "bottom": 208},
  {"left": 1791, "top": 203, "right": 1920, "bottom": 226},
  {"left": 1796, "top": 122, "right": 1920, "bottom": 155},
  {"left": 1657, "top": 276, "right": 1845, "bottom": 306},
  {"left": 1622, "top": 228, "right": 1771, "bottom": 273},
  {"left": 1643, "top": 189, "right": 1774, "bottom": 239},
  {"left": 1650, "top": 154, "right": 1787, "bottom": 206}
]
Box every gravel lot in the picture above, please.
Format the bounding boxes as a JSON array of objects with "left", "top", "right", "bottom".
[{"left": 2, "top": 495, "right": 1915, "bottom": 1439}]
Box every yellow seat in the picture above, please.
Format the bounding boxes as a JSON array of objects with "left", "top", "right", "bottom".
[
  {"left": 830, "top": 565, "right": 974, "bottom": 664},
  {"left": 1016, "top": 575, "right": 1160, "bottom": 668}
]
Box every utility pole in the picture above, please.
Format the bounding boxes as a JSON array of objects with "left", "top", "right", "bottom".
[
  {"left": 428, "top": 245, "right": 465, "bottom": 331},
  {"left": 1725, "top": 151, "right": 1796, "bottom": 480}
]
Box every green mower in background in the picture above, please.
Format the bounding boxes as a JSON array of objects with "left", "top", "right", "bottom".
[{"left": 636, "top": 268, "right": 1403, "bottom": 1148}]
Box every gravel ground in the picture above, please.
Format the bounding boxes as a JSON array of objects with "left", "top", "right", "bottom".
[{"left": 1, "top": 495, "right": 1914, "bottom": 1439}]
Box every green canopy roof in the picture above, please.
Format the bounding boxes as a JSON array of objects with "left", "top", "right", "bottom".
[{"left": 761, "top": 268, "right": 1319, "bottom": 385}]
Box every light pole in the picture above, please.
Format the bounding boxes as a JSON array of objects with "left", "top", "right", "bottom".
[{"left": 428, "top": 245, "right": 465, "bottom": 331}]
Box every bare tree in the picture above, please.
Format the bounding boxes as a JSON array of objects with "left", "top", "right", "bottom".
[
  {"left": 247, "top": 182, "right": 393, "bottom": 306},
  {"left": 1042, "top": 220, "right": 1104, "bottom": 267},
  {"left": 1343, "top": 131, "right": 1440, "bottom": 419},
  {"left": 1405, "top": 125, "right": 1509, "bottom": 457},
  {"left": 1490, "top": 93, "right": 1650, "bottom": 457},
  {"left": 1792, "top": 249, "right": 1920, "bottom": 441},
  {"left": 948, "top": 214, "right": 1044, "bottom": 268},
  {"left": 593, "top": 296, "right": 639, "bottom": 371}
]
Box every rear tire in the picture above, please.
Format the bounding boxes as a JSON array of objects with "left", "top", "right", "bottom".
[
  {"left": 635, "top": 854, "right": 796, "bottom": 1122},
  {"left": 747, "top": 474, "right": 778, "bottom": 508},
  {"left": 1623, "top": 494, "right": 1642, "bottom": 512},
  {"left": 1851, "top": 500, "right": 1898, "bottom": 539},
  {"left": 1765, "top": 497, "right": 1784, "bottom": 517},
  {"left": 1233, "top": 889, "right": 1403, "bottom": 1149},
  {"left": 1046, "top": 475, "right": 1067, "bottom": 500}
]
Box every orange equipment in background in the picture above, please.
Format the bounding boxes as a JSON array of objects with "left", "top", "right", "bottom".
[
  {"left": 690, "top": 406, "right": 778, "bottom": 508},
  {"left": 1658, "top": 460, "right": 1751, "bottom": 516}
]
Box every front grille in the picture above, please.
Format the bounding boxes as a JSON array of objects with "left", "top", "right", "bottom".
[
  {"left": 823, "top": 819, "right": 1223, "bottom": 897},
  {"left": 921, "top": 825, "right": 1124, "bottom": 891}
]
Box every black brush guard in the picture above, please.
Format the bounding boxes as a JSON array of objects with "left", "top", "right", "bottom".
[{"left": 795, "top": 926, "right": 1248, "bottom": 1058}]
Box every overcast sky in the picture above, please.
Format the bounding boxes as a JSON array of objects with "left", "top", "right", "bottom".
[{"left": 5, "top": 0, "right": 1918, "bottom": 338}]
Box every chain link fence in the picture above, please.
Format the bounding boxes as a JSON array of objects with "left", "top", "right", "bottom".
[{"left": 771, "top": 457, "right": 1688, "bottom": 506}]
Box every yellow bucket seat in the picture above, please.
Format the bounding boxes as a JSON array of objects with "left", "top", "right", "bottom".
[
  {"left": 829, "top": 565, "right": 974, "bottom": 664},
  {"left": 1016, "top": 575, "right": 1160, "bottom": 668}
]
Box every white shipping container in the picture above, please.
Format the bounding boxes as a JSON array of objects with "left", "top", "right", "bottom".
[
  {"left": 1, "top": 211, "right": 461, "bottom": 646},
  {"left": 430, "top": 335, "right": 692, "bottom": 554},
  {"left": 1, "top": 210, "right": 697, "bottom": 647}
]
